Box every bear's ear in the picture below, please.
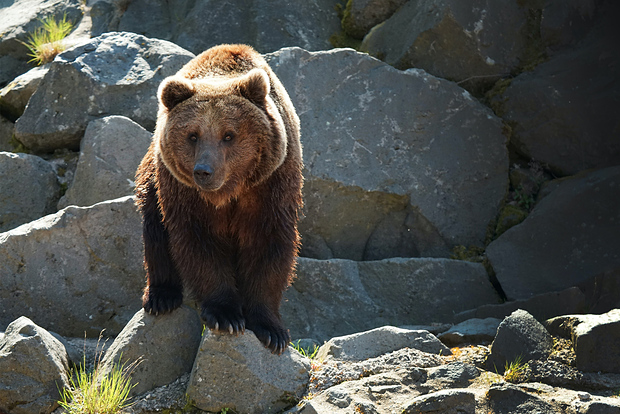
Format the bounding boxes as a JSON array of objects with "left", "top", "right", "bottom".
[
  {"left": 158, "top": 77, "right": 195, "bottom": 111},
  {"left": 236, "top": 68, "right": 270, "bottom": 106}
]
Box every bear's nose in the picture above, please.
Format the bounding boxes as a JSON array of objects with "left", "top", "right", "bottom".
[{"left": 194, "top": 163, "right": 213, "bottom": 180}]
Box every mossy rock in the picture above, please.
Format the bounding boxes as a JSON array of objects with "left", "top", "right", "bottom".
[{"left": 495, "top": 205, "right": 528, "bottom": 237}]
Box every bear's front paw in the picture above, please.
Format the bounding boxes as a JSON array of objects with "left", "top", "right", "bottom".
[
  {"left": 245, "top": 308, "right": 290, "bottom": 355},
  {"left": 142, "top": 286, "right": 183, "bottom": 315},
  {"left": 201, "top": 302, "right": 245, "bottom": 336}
]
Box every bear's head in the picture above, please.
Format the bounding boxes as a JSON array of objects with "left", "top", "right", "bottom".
[{"left": 154, "top": 68, "right": 288, "bottom": 205}]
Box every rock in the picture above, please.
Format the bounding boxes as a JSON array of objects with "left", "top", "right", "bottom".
[
  {"left": 283, "top": 257, "right": 501, "bottom": 343},
  {"left": 187, "top": 329, "right": 310, "bottom": 414},
  {"left": 98, "top": 307, "right": 202, "bottom": 396},
  {"left": 123, "top": 373, "right": 191, "bottom": 414},
  {"left": 579, "top": 269, "right": 620, "bottom": 314},
  {"left": 14, "top": 32, "right": 194, "bottom": 153},
  {"left": 0, "top": 151, "right": 60, "bottom": 232},
  {"left": 438, "top": 317, "right": 501, "bottom": 346},
  {"left": 342, "top": 0, "right": 409, "bottom": 39},
  {"left": 492, "top": 7, "right": 620, "bottom": 176},
  {"left": 0, "top": 64, "right": 49, "bottom": 121},
  {"left": 402, "top": 388, "right": 476, "bottom": 414},
  {"left": 541, "top": 0, "right": 604, "bottom": 51},
  {"left": 310, "top": 347, "right": 442, "bottom": 395},
  {"left": 0, "top": 196, "right": 144, "bottom": 337},
  {"left": 266, "top": 48, "right": 508, "bottom": 260},
  {"left": 115, "top": 0, "right": 340, "bottom": 54},
  {"left": 546, "top": 309, "right": 620, "bottom": 374},
  {"left": 0, "top": 116, "right": 13, "bottom": 151},
  {"left": 316, "top": 326, "right": 451, "bottom": 362},
  {"left": 0, "top": 0, "right": 82, "bottom": 84},
  {"left": 426, "top": 362, "right": 480, "bottom": 388},
  {"left": 486, "top": 166, "right": 620, "bottom": 301},
  {"left": 453, "top": 287, "right": 587, "bottom": 323},
  {"left": 0, "top": 316, "right": 70, "bottom": 414},
  {"left": 360, "top": 0, "right": 541, "bottom": 93},
  {"left": 487, "top": 383, "right": 556, "bottom": 414},
  {"left": 486, "top": 309, "right": 554, "bottom": 371},
  {"left": 58, "top": 116, "right": 152, "bottom": 208}
]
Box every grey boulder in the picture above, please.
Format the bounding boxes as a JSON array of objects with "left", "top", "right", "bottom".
[
  {"left": 0, "top": 196, "right": 144, "bottom": 337},
  {"left": 546, "top": 309, "right": 620, "bottom": 374},
  {"left": 402, "top": 389, "right": 476, "bottom": 414},
  {"left": 0, "top": 64, "right": 49, "bottom": 121},
  {"left": 342, "top": 0, "right": 409, "bottom": 39},
  {"left": 187, "top": 329, "right": 310, "bottom": 414},
  {"left": 14, "top": 32, "right": 194, "bottom": 152},
  {"left": 360, "top": 0, "right": 541, "bottom": 92},
  {"left": 98, "top": 306, "right": 202, "bottom": 396},
  {"left": 114, "top": 0, "right": 340, "bottom": 54},
  {"left": 0, "top": 151, "right": 59, "bottom": 232},
  {"left": 486, "top": 309, "right": 554, "bottom": 371},
  {"left": 0, "top": 316, "right": 70, "bottom": 414},
  {"left": 267, "top": 47, "right": 508, "bottom": 260},
  {"left": 315, "top": 326, "right": 451, "bottom": 362},
  {"left": 438, "top": 317, "right": 501, "bottom": 347},
  {"left": 487, "top": 166, "right": 620, "bottom": 301},
  {"left": 283, "top": 257, "right": 501, "bottom": 343},
  {"left": 58, "top": 115, "right": 152, "bottom": 208},
  {"left": 492, "top": 12, "right": 620, "bottom": 176}
]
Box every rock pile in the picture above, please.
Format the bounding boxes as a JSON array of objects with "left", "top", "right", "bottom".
[{"left": 0, "top": 0, "right": 619, "bottom": 412}]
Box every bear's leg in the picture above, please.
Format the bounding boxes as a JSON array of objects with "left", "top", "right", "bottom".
[
  {"left": 169, "top": 226, "right": 245, "bottom": 335},
  {"left": 140, "top": 184, "right": 183, "bottom": 315},
  {"left": 237, "top": 235, "right": 295, "bottom": 355}
]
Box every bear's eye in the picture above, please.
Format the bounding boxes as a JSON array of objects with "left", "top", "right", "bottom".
[
  {"left": 223, "top": 132, "right": 234, "bottom": 142},
  {"left": 188, "top": 134, "right": 198, "bottom": 143}
]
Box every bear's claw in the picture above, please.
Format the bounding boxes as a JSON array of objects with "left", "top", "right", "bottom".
[
  {"left": 142, "top": 286, "right": 183, "bottom": 315},
  {"left": 201, "top": 303, "right": 245, "bottom": 336}
]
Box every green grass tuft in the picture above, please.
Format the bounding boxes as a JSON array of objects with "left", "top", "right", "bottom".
[
  {"left": 21, "top": 14, "right": 74, "bottom": 66},
  {"left": 503, "top": 355, "right": 528, "bottom": 384},
  {"left": 290, "top": 340, "right": 319, "bottom": 359},
  {"left": 58, "top": 341, "right": 140, "bottom": 414}
]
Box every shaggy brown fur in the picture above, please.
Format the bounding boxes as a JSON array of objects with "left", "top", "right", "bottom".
[{"left": 135, "top": 44, "right": 302, "bottom": 354}]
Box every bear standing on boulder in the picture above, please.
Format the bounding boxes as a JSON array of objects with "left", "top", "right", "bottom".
[{"left": 135, "top": 44, "right": 302, "bottom": 355}]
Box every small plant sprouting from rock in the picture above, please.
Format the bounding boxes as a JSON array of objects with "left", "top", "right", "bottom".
[
  {"left": 21, "top": 14, "right": 74, "bottom": 66},
  {"left": 503, "top": 355, "right": 528, "bottom": 384},
  {"left": 291, "top": 340, "right": 320, "bottom": 360},
  {"left": 58, "top": 336, "right": 140, "bottom": 414}
]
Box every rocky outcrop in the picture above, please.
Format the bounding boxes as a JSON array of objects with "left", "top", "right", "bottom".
[
  {"left": 267, "top": 47, "right": 508, "bottom": 259},
  {"left": 360, "top": 0, "right": 542, "bottom": 93},
  {"left": 0, "top": 196, "right": 144, "bottom": 337},
  {"left": 0, "top": 316, "right": 70, "bottom": 414},
  {"left": 110, "top": 0, "right": 340, "bottom": 54},
  {"left": 487, "top": 166, "right": 620, "bottom": 301},
  {"left": 58, "top": 115, "right": 152, "bottom": 208},
  {"left": 14, "top": 32, "right": 193, "bottom": 152},
  {"left": 492, "top": 3, "right": 620, "bottom": 176},
  {"left": 284, "top": 257, "right": 500, "bottom": 342},
  {"left": 0, "top": 151, "right": 60, "bottom": 232}
]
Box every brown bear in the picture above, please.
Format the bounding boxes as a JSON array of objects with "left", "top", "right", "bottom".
[{"left": 134, "top": 44, "right": 302, "bottom": 355}]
